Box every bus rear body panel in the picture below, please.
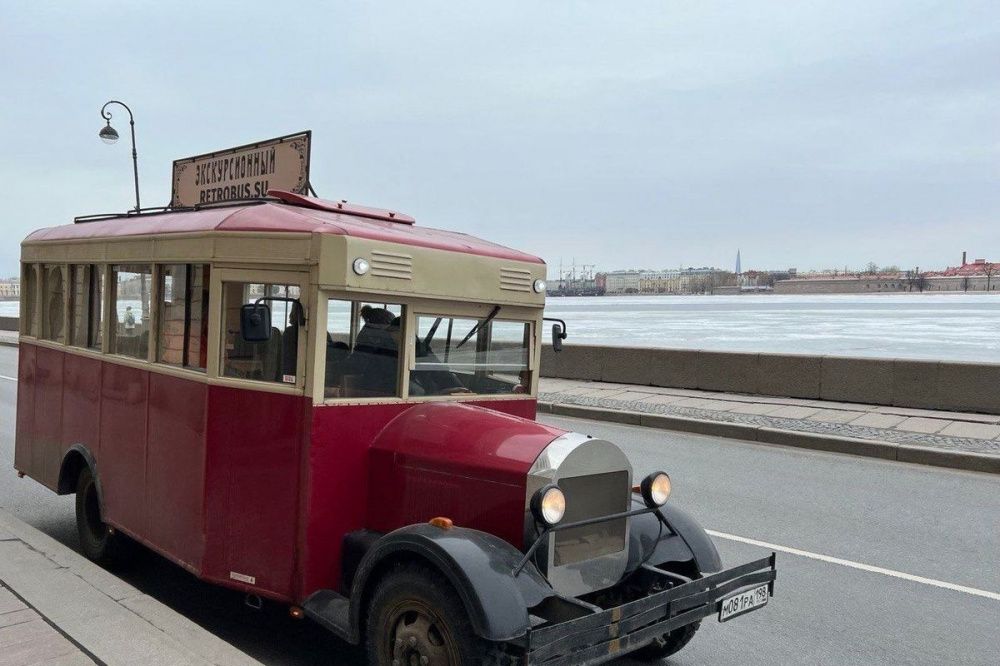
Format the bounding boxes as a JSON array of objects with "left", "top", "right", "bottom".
[{"left": 15, "top": 342, "right": 307, "bottom": 602}]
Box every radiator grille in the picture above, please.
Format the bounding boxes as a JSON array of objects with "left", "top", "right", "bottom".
[
  {"left": 370, "top": 251, "right": 413, "bottom": 280},
  {"left": 553, "top": 471, "right": 629, "bottom": 567},
  {"left": 500, "top": 267, "right": 533, "bottom": 292}
]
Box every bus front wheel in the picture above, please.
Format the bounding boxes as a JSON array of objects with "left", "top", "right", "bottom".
[
  {"left": 74, "top": 467, "right": 130, "bottom": 566},
  {"left": 364, "top": 562, "right": 515, "bottom": 666},
  {"left": 633, "top": 567, "right": 703, "bottom": 661}
]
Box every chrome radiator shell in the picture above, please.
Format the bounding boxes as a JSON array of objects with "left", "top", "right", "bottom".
[{"left": 525, "top": 433, "right": 633, "bottom": 597}]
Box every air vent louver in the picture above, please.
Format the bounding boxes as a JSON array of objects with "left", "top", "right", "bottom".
[
  {"left": 370, "top": 250, "right": 413, "bottom": 279},
  {"left": 500, "top": 267, "right": 533, "bottom": 292}
]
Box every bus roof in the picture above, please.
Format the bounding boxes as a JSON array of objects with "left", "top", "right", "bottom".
[{"left": 23, "top": 190, "right": 544, "bottom": 265}]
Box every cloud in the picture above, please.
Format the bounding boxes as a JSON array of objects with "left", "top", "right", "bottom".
[{"left": 1, "top": 1, "right": 998, "bottom": 276}]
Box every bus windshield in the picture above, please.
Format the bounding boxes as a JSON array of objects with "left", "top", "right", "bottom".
[
  {"left": 323, "top": 299, "right": 533, "bottom": 399},
  {"left": 412, "top": 314, "right": 531, "bottom": 396}
]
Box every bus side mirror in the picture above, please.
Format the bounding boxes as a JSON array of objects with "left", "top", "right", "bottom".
[
  {"left": 544, "top": 317, "right": 567, "bottom": 353},
  {"left": 552, "top": 324, "right": 565, "bottom": 352},
  {"left": 240, "top": 303, "right": 272, "bottom": 342}
]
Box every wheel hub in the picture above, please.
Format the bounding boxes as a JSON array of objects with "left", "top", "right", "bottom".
[{"left": 389, "top": 606, "right": 452, "bottom": 666}]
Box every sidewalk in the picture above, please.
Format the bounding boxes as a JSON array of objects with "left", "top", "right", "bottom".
[
  {"left": 0, "top": 509, "right": 260, "bottom": 666},
  {"left": 0, "top": 583, "right": 93, "bottom": 665},
  {"left": 538, "top": 378, "right": 1000, "bottom": 474}
]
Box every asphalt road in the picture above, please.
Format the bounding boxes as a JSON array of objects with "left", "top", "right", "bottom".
[{"left": 1, "top": 345, "right": 998, "bottom": 665}]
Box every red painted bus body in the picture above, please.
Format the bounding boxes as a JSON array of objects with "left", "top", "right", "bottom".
[{"left": 16, "top": 340, "right": 545, "bottom": 602}]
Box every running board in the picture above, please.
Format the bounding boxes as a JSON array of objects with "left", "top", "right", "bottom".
[{"left": 301, "top": 589, "right": 352, "bottom": 642}]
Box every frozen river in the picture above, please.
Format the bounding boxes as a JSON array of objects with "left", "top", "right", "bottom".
[
  {"left": 5, "top": 293, "right": 999, "bottom": 362},
  {"left": 544, "top": 294, "right": 1000, "bottom": 362}
]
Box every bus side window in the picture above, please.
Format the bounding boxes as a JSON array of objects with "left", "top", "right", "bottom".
[
  {"left": 67, "top": 264, "right": 104, "bottom": 349},
  {"left": 88, "top": 266, "right": 105, "bottom": 351},
  {"left": 68, "top": 265, "right": 88, "bottom": 347},
  {"left": 324, "top": 299, "right": 403, "bottom": 399},
  {"left": 21, "top": 263, "right": 37, "bottom": 337},
  {"left": 42, "top": 264, "right": 65, "bottom": 343},
  {"left": 157, "top": 264, "right": 210, "bottom": 370},
  {"left": 189, "top": 265, "right": 210, "bottom": 369},
  {"left": 221, "top": 282, "right": 297, "bottom": 384},
  {"left": 110, "top": 264, "right": 152, "bottom": 359}
]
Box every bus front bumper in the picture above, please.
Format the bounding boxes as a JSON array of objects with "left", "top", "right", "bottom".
[{"left": 524, "top": 554, "right": 777, "bottom": 665}]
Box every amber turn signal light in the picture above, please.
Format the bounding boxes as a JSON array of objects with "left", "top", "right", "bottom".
[{"left": 429, "top": 517, "right": 454, "bottom": 530}]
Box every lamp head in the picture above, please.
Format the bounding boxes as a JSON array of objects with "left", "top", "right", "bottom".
[{"left": 99, "top": 121, "right": 119, "bottom": 144}]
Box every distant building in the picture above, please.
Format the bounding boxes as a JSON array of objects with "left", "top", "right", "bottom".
[
  {"left": 604, "top": 270, "right": 643, "bottom": 294},
  {"left": 774, "top": 255, "right": 999, "bottom": 294},
  {"left": 773, "top": 274, "right": 907, "bottom": 294},
  {"left": 923, "top": 258, "right": 999, "bottom": 292},
  {"left": 602, "top": 268, "right": 731, "bottom": 295},
  {"left": 0, "top": 277, "right": 20, "bottom": 300}
]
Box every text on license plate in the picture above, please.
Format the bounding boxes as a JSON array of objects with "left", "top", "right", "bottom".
[{"left": 719, "top": 584, "right": 769, "bottom": 622}]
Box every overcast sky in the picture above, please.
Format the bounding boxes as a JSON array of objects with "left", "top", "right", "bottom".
[{"left": 2, "top": 1, "right": 997, "bottom": 277}]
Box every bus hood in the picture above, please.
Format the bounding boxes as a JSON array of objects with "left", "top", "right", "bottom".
[{"left": 366, "top": 402, "right": 567, "bottom": 547}]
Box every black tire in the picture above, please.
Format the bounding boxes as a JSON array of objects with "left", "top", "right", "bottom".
[
  {"left": 74, "top": 466, "right": 131, "bottom": 566},
  {"left": 364, "top": 562, "right": 516, "bottom": 666},
  {"left": 632, "top": 620, "right": 701, "bottom": 661}
]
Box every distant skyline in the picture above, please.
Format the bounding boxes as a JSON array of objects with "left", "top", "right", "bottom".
[
  {"left": 2, "top": 2, "right": 998, "bottom": 277},
  {"left": 547, "top": 248, "right": 981, "bottom": 279}
]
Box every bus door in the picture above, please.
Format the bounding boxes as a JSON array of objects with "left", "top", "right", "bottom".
[{"left": 203, "top": 268, "right": 311, "bottom": 598}]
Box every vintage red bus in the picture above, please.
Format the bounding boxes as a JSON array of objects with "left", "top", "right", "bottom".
[{"left": 15, "top": 189, "right": 775, "bottom": 665}]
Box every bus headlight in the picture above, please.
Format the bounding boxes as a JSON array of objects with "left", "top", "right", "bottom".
[
  {"left": 531, "top": 484, "right": 566, "bottom": 527},
  {"left": 640, "top": 472, "right": 671, "bottom": 508},
  {"left": 533, "top": 279, "right": 546, "bottom": 293}
]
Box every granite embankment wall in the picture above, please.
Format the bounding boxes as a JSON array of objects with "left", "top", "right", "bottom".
[
  {"left": 4, "top": 313, "right": 993, "bottom": 415},
  {"left": 540, "top": 345, "right": 1000, "bottom": 416}
]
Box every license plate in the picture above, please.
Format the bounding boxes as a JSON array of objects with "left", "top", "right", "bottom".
[{"left": 719, "top": 584, "right": 769, "bottom": 622}]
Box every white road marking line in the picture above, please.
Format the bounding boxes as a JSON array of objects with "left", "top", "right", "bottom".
[
  {"left": 707, "top": 529, "right": 1000, "bottom": 602},
  {"left": 0, "top": 375, "right": 16, "bottom": 382}
]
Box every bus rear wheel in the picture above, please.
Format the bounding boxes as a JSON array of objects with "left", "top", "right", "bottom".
[
  {"left": 365, "top": 562, "right": 514, "bottom": 666},
  {"left": 75, "top": 467, "right": 130, "bottom": 566}
]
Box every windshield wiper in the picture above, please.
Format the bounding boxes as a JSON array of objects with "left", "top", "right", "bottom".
[
  {"left": 423, "top": 317, "right": 444, "bottom": 350},
  {"left": 456, "top": 305, "right": 500, "bottom": 349}
]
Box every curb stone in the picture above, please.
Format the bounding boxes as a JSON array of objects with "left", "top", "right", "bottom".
[
  {"left": 0, "top": 508, "right": 261, "bottom": 666},
  {"left": 539, "top": 401, "right": 1000, "bottom": 475}
]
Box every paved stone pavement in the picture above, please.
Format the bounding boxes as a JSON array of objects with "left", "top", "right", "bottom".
[
  {"left": 0, "top": 583, "right": 94, "bottom": 666},
  {"left": 539, "top": 378, "right": 1000, "bottom": 456}
]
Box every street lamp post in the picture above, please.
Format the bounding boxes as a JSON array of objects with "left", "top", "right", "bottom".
[{"left": 99, "top": 100, "right": 141, "bottom": 212}]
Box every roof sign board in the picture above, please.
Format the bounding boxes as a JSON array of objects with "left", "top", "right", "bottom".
[{"left": 170, "top": 131, "right": 311, "bottom": 208}]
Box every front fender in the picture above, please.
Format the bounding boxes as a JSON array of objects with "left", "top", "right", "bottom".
[
  {"left": 625, "top": 499, "right": 723, "bottom": 575},
  {"left": 661, "top": 503, "right": 722, "bottom": 573},
  {"left": 348, "top": 524, "right": 555, "bottom": 643}
]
